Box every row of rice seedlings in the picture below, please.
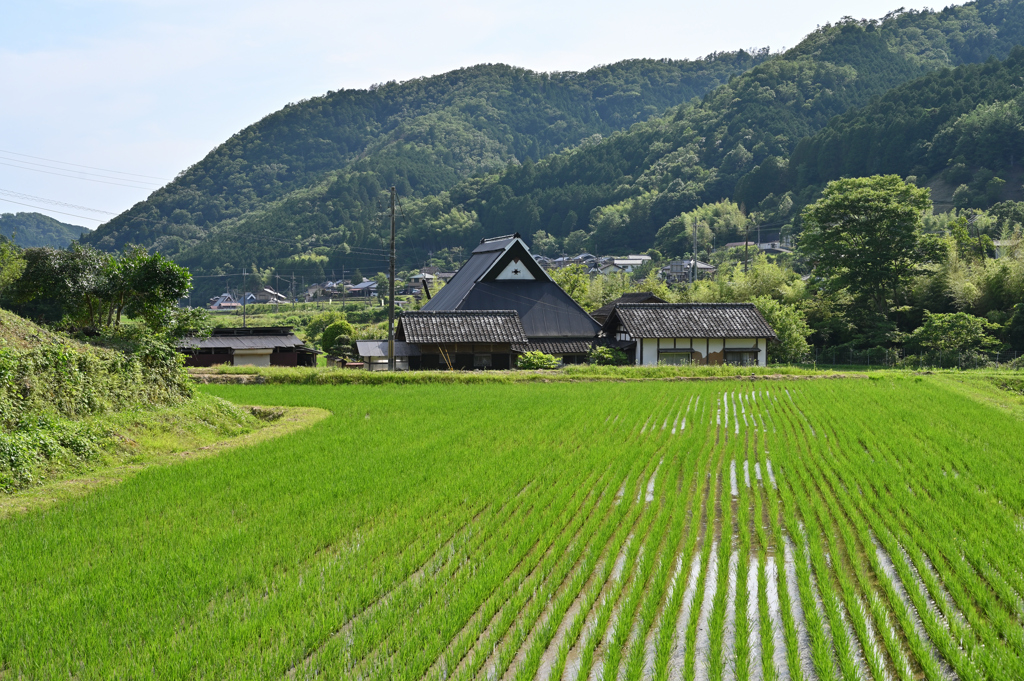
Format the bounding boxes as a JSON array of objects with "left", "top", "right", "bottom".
[
  {"left": 802, "top": 452, "right": 916, "bottom": 681},
  {"left": 753, "top": 398, "right": 805, "bottom": 681},
  {"left": 830, "top": 382, "right": 1024, "bottom": 624},
  {"left": 789, "top": 456, "right": 892, "bottom": 681},
  {"left": 705, "top": 432, "right": 737, "bottom": 681},
  {"left": 573, "top": 476, "right": 667, "bottom": 681},
  {"left": 747, "top": 425, "right": 777, "bottom": 681},
  {"left": 806, "top": 384, "right": 1017, "bottom": 678},
  {"left": 632, "top": 441, "right": 712, "bottom": 681},
  {"left": 544, "top": 428, "right": 681, "bottom": 681},
  {"left": 733, "top": 431, "right": 754, "bottom": 681},
  {"left": 769, "top": 396, "right": 836, "bottom": 681},
  {"left": 796, "top": 384, "right": 990, "bottom": 678},
  {"left": 772, "top": 395, "right": 867, "bottom": 681},
  {"left": 451, "top": 456, "right": 658, "bottom": 681},
  {"left": 516, "top": 447, "right": 686, "bottom": 681},
  {"left": 650, "top": 413, "right": 719, "bottom": 681},
  {"left": 680, "top": 431, "right": 724, "bottom": 681},
  {"left": 611, "top": 483, "right": 685, "bottom": 679},
  {"left": 352, "top": 466, "right": 613, "bottom": 681},
  {"left": 824, "top": 440, "right": 1006, "bottom": 678}
]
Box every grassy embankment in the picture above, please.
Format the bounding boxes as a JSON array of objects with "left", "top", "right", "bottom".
[
  {"left": 0, "top": 308, "right": 328, "bottom": 504},
  {"left": 2, "top": 375, "right": 1023, "bottom": 678}
]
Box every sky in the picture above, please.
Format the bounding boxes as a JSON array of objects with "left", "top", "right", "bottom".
[{"left": 1, "top": 0, "right": 943, "bottom": 229}]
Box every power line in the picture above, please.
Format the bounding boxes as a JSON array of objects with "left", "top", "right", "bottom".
[
  {"left": 0, "top": 197, "right": 103, "bottom": 221},
  {"left": 0, "top": 154, "right": 161, "bottom": 185},
  {"left": 0, "top": 188, "right": 116, "bottom": 215},
  {"left": 0, "top": 161, "right": 157, "bottom": 190},
  {"left": 0, "top": 149, "right": 171, "bottom": 181}
]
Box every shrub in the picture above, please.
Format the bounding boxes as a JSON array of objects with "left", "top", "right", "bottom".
[
  {"left": 588, "top": 346, "right": 629, "bottom": 366},
  {"left": 517, "top": 351, "right": 559, "bottom": 370}
]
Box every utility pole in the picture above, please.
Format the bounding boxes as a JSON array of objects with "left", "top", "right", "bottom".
[
  {"left": 242, "top": 267, "right": 247, "bottom": 328},
  {"left": 744, "top": 224, "right": 749, "bottom": 274},
  {"left": 291, "top": 273, "right": 296, "bottom": 309},
  {"left": 388, "top": 186, "right": 397, "bottom": 372},
  {"left": 341, "top": 265, "right": 347, "bottom": 310},
  {"left": 691, "top": 218, "right": 697, "bottom": 284}
]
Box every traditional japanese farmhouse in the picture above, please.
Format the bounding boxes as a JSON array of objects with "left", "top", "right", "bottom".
[
  {"left": 418, "top": 234, "right": 601, "bottom": 364},
  {"left": 178, "top": 327, "right": 318, "bottom": 367},
  {"left": 396, "top": 310, "right": 527, "bottom": 370},
  {"left": 601, "top": 303, "right": 776, "bottom": 366}
]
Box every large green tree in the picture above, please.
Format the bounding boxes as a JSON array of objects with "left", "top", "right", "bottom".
[{"left": 799, "top": 176, "right": 941, "bottom": 316}]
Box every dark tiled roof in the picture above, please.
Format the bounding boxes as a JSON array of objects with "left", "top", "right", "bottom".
[
  {"left": 590, "top": 293, "right": 667, "bottom": 324},
  {"left": 511, "top": 339, "right": 594, "bottom": 355},
  {"left": 607, "top": 303, "right": 777, "bottom": 340},
  {"left": 397, "top": 310, "right": 528, "bottom": 344}
]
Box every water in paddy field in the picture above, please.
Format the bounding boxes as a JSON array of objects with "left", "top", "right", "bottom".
[
  {"left": 668, "top": 552, "right": 703, "bottom": 680},
  {"left": 722, "top": 551, "right": 740, "bottom": 681},
  {"left": 730, "top": 461, "right": 739, "bottom": 497},
  {"left": 693, "top": 541, "right": 720, "bottom": 681},
  {"left": 783, "top": 537, "right": 816, "bottom": 680},
  {"left": 746, "top": 558, "right": 762, "bottom": 681}
]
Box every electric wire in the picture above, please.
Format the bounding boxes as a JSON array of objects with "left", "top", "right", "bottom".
[
  {"left": 0, "top": 155, "right": 161, "bottom": 186},
  {"left": 0, "top": 197, "right": 104, "bottom": 221},
  {"left": 0, "top": 149, "right": 171, "bottom": 181},
  {"left": 0, "top": 188, "right": 116, "bottom": 215},
  {"left": 0, "top": 161, "right": 157, "bottom": 190}
]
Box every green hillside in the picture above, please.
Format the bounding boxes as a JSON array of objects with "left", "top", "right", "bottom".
[
  {"left": 82, "top": 55, "right": 767, "bottom": 258},
  {"left": 0, "top": 212, "right": 90, "bottom": 248},
  {"left": 83, "top": 0, "right": 1024, "bottom": 301}
]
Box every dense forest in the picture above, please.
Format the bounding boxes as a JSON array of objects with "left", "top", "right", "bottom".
[
  {"left": 0, "top": 213, "right": 90, "bottom": 249},
  {"left": 80, "top": 0, "right": 1024, "bottom": 309}
]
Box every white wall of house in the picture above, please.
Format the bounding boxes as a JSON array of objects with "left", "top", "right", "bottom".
[
  {"left": 636, "top": 337, "right": 767, "bottom": 367},
  {"left": 232, "top": 348, "right": 273, "bottom": 367}
]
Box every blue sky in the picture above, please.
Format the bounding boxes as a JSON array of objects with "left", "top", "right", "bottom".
[{"left": 1, "top": 0, "right": 940, "bottom": 228}]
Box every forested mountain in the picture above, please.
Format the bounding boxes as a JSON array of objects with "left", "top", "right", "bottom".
[
  {"left": 83, "top": 0, "right": 1024, "bottom": 301},
  {"left": 82, "top": 55, "right": 766, "bottom": 256},
  {"left": 0, "top": 212, "right": 90, "bottom": 248},
  {"left": 758, "top": 46, "right": 1024, "bottom": 212}
]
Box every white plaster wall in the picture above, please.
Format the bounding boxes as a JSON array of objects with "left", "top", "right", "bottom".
[
  {"left": 639, "top": 339, "right": 659, "bottom": 366},
  {"left": 233, "top": 349, "right": 272, "bottom": 367}
]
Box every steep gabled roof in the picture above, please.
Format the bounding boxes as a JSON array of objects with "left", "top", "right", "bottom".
[
  {"left": 397, "top": 310, "right": 528, "bottom": 344},
  {"left": 422, "top": 234, "right": 600, "bottom": 339},
  {"left": 605, "top": 303, "right": 777, "bottom": 340}
]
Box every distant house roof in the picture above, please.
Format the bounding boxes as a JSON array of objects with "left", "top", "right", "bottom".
[
  {"left": 604, "top": 303, "right": 777, "bottom": 340},
  {"left": 355, "top": 340, "right": 421, "bottom": 357},
  {"left": 590, "top": 292, "right": 668, "bottom": 325},
  {"left": 179, "top": 326, "right": 309, "bottom": 350},
  {"left": 511, "top": 339, "right": 594, "bottom": 355},
  {"left": 421, "top": 234, "right": 601, "bottom": 340},
  {"left": 397, "top": 310, "right": 528, "bottom": 344}
]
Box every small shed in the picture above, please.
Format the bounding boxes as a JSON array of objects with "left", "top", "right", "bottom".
[
  {"left": 354, "top": 340, "right": 422, "bottom": 371},
  {"left": 397, "top": 310, "right": 527, "bottom": 370},
  {"left": 602, "top": 303, "right": 776, "bottom": 366},
  {"left": 178, "top": 327, "right": 318, "bottom": 367}
]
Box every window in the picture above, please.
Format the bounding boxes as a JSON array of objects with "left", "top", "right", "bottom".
[
  {"left": 659, "top": 352, "right": 692, "bottom": 366},
  {"left": 473, "top": 353, "right": 492, "bottom": 369},
  {"left": 725, "top": 351, "right": 758, "bottom": 366}
]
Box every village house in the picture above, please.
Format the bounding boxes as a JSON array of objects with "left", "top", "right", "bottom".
[
  {"left": 418, "top": 234, "right": 600, "bottom": 364},
  {"left": 208, "top": 293, "right": 241, "bottom": 310},
  {"left": 178, "top": 326, "right": 318, "bottom": 367},
  {"left": 590, "top": 292, "right": 667, "bottom": 326},
  {"left": 600, "top": 303, "right": 776, "bottom": 366},
  {"left": 396, "top": 310, "right": 527, "bottom": 370}
]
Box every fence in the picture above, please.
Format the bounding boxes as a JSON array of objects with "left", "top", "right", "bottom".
[{"left": 806, "top": 347, "right": 1023, "bottom": 370}]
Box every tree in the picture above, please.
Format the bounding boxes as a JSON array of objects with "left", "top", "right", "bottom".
[
  {"left": 564, "top": 229, "right": 589, "bottom": 254},
  {"left": 0, "top": 238, "right": 25, "bottom": 294},
  {"left": 751, "top": 296, "right": 811, "bottom": 364},
  {"left": 908, "top": 311, "right": 1000, "bottom": 354},
  {"left": 321, "top": 319, "right": 356, "bottom": 354},
  {"left": 305, "top": 310, "right": 350, "bottom": 348},
  {"left": 549, "top": 264, "right": 590, "bottom": 308},
  {"left": 532, "top": 230, "right": 560, "bottom": 256},
  {"left": 799, "top": 176, "right": 940, "bottom": 317}
]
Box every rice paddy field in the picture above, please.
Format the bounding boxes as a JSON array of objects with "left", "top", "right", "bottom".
[{"left": 2, "top": 376, "right": 1023, "bottom": 680}]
